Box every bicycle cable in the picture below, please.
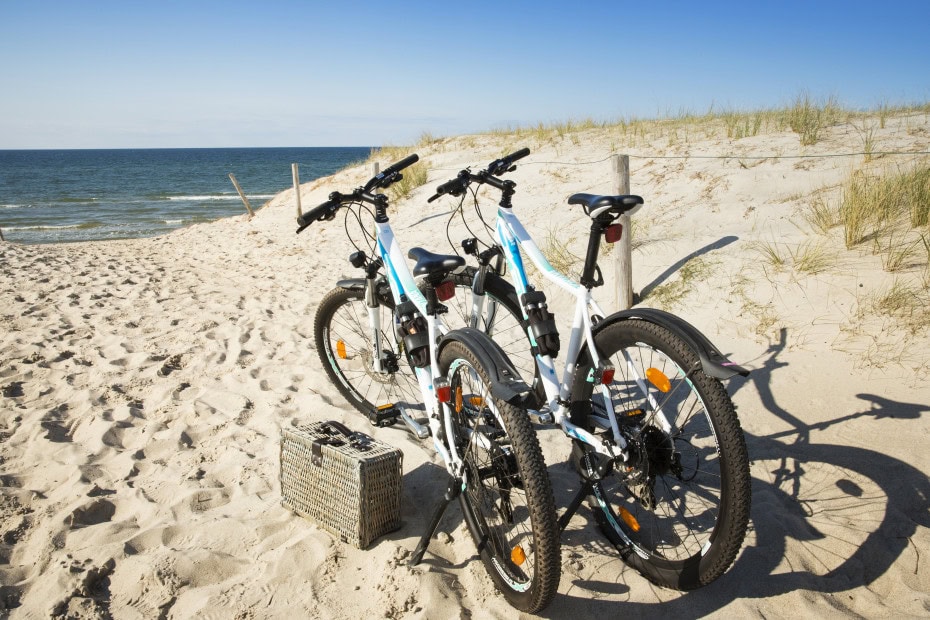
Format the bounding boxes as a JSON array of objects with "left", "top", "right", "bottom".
[
  {"left": 343, "top": 201, "right": 377, "bottom": 257},
  {"left": 471, "top": 186, "right": 497, "bottom": 240}
]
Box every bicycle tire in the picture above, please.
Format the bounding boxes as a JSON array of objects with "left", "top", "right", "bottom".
[
  {"left": 446, "top": 268, "right": 543, "bottom": 404},
  {"left": 439, "top": 340, "right": 560, "bottom": 613},
  {"left": 570, "top": 319, "right": 750, "bottom": 590},
  {"left": 313, "top": 286, "right": 422, "bottom": 418}
]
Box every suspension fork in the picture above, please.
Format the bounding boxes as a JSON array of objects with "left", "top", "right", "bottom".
[{"left": 364, "top": 276, "right": 383, "bottom": 373}]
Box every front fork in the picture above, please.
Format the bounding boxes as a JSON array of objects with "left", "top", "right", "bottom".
[{"left": 364, "top": 276, "right": 384, "bottom": 373}]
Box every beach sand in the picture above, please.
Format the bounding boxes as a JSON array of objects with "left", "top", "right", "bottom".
[{"left": 2, "top": 113, "right": 930, "bottom": 618}]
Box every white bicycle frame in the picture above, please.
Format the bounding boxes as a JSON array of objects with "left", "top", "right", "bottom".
[
  {"left": 470, "top": 206, "right": 675, "bottom": 461},
  {"left": 369, "top": 218, "right": 502, "bottom": 477}
]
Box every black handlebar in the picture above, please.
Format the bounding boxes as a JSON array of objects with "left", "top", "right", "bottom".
[
  {"left": 364, "top": 153, "right": 420, "bottom": 192},
  {"left": 382, "top": 153, "right": 419, "bottom": 177},
  {"left": 295, "top": 196, "right": 340, "bottom": 232},
  {"left": 295, "top": 154, "right": 419, "bottom": 233},
  {"left": 428, "top": 174, "right": 468, "bottom": 203},
  {"left": 429, "top": 147, "right": 530, "bottom": 203},
  {"left": 487, "top": 147, "right": 530, "bottom": 176}
]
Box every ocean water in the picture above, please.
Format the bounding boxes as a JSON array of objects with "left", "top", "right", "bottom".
[{"left": 0, "top": 147, "right": 371, "bottom": 244}]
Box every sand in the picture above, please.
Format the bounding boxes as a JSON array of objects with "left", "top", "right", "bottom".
[{"left": 2, "top": 112, "right": 930, "bottom": 618}]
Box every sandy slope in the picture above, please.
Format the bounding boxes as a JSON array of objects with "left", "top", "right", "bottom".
[{"left": 2, "top": 113, "right": 929, "bottom": 618}]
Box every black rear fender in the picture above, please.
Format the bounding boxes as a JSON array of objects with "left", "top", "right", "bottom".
[
  {"left": 587, "top": 308, "right": 750, "bottom": 380},
  {"left": 438, "top": 327, "right": 534, "bottom": 407}
]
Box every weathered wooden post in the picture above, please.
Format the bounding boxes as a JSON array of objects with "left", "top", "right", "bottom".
[
  {"left": 292, "top": 163, "right": 302, "bottom": 218},
  {"left": 612, "top": 154, "right": 634, "bottom": 310},
  {"left": 372, "top": 162, "right": 380, "bottom": 192},
  {"left": 227, "top": 173, "right": 255, "bottom": 218}
]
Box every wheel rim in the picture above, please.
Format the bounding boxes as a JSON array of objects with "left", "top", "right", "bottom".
[
  {"left": 450, "top": 358, "right": 537, "bottom": 591},
  {"left": 323, "top": 296, "right": 422, "bottom": 413},
  {"left": 590, "top": 341, "right": 724, "bottom": 565}
]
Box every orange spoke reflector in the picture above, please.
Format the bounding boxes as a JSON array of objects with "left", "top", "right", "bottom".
[
  {"left": 646, "top": 367, "right": 671, "bottom": 393},
  {"left": 618, "top": 506, "right": 641, "bottom": 532},
  {"left": 455, "top": 386, "right": 463, "bottom": 413},
  {"left": 336, "top": 340, "right": 347, "bottom": 359},
  {"left": 511, "top": 545, "right": 527, "bottom": 566},
  {"left": 469, "top": 396, "right": 484, "bottom": 407}
]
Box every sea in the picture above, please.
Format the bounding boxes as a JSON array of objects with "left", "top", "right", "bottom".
[{"left": 0, "top": 147, "right": 371, "bottom": 244}]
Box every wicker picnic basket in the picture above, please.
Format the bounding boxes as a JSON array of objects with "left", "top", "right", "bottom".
[{"left": 280, "top": 420, "right": 403, "bottom": 548}]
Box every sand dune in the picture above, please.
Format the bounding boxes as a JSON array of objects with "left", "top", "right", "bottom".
[{"left": 2, "top": 112, "right": 929, "bottom": 618}]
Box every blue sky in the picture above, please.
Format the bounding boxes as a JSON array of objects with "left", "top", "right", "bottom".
[{"left": 1, "top": 0, "right": 928, "bottom": 148}]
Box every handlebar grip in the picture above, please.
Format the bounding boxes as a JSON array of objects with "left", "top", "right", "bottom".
[
  {"left": 381, "top": 153, "right": 419, "bottom": 177},
  {"left": 434, "top": 177, "right": 466, "bottom": 197},
  {"left": 296, "top": 198, "right": 339, "bottom": 230},
  {"left": 487, "top": 147, "right": 531, "bottom": 176}
]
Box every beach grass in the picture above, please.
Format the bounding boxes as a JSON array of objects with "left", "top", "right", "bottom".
[
  {"left": 840, "top": 162, "right": 930, "bottom": 248},
  {"left": 386, "top": 160, "right": 429, "bottom": 201},
  {"left": 750, "top": 240, "right": 834, "bottom": 275},
  {"left": 643, "top": 256, "right": 715, "bottom": 309},
  {"left": 784, "top": 93, "right": 842, "bottom": 146}
]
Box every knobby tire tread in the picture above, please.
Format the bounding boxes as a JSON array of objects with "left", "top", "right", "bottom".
[
  {"left": 440, "top": 340, "right": 560, "bottom": 613},
  {"left": 577, "top": 319, "right": 750, "bottom": 590}
]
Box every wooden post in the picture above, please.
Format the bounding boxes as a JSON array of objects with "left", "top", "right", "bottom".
[
  {"left": 372, "top": 162, "right": 380, "bottom": 193},
  {"left": 227, "top": 173, "right": 255, "bottom": 218},
  {"left": 292, "top": 163, "right": 302, "bottom": 218},
  {"left": 612, "top": 154, "right": 634, "bottom": 310}
]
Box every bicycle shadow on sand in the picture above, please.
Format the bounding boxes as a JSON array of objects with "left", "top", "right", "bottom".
[
  {"left": 638, "top": 236, "right": 738, "bottom": 302},
  {"left": 541, "top": 327, "right": 930, "bottom": 617}
]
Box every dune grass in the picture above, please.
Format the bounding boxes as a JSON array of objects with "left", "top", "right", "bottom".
[
  {"left": 866, "top": 277, "right": 930, "bottom": 335},
  {"left": 803, "top": 194, "right": 843, "bottom": 234},
  {"left": 750, "top": 240, "right": 834, "bottom": 275},
  {"left": 386, "top": 160, "right": 429, "bottom": 201},
  {"left": 643, "top": 256, "right": 716, "bottom": 309},
  {"left": 839, "top": 162, "right": 930, "bottom": 249},
  {"left": 785, "top": 93, "right": 842, "bottom": 146}
]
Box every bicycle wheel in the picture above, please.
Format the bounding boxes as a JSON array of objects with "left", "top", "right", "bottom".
[
  {"left": 439, "top": 339, "right": 560, "bottom": 613},
  {"left": 314, "top": 286, "right": 422, "bottom": 418},
  {"left": 570, "top": 319, "right": 750, "bottom": 590},
  {"left": 446, "top": 268, "right": 541, "bottom": 403}
]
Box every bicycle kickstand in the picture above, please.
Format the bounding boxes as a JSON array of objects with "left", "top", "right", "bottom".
[
  {"left": 409, "top": 475, "right": 462, "bottom": 566},
  {"left": 558, "top": 478, "right": 594, "bottom": 532}
]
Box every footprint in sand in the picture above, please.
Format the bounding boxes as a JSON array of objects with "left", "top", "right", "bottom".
[
  {"left": 2, "top": 382, "right": 24, "bottom": 398},
  {"left": 157, "top": 355, "right": 183, "bottom": 377},
  {"left": 67, "top": 498, "right": 116, "bottom": 528},
  {"left": 51, "top": 350, "right": 75, "bottom": 363},
  {"left": 41, "top": 404, "right": 71, "bottom": 443}
]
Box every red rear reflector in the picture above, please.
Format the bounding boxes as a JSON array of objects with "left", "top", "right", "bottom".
[
  {"left": 436, "top": 381, "right": 452, "bottom": 403},
  {"left": 605, "top": 224, "right": 623, "bottom": 243},
  {"left": 436, "top": 281, "right": 455, "bottom": 301},
  {"left": 600, "top": 367, "right": 615, "bottom": 384}
]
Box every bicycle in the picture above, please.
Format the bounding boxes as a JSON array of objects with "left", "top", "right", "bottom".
[
  {"left": 427, "top": 148, "right": 752, "bottom": 591},
  {"left": 295, "top": 154, "right": 560, "bottom": 612}
]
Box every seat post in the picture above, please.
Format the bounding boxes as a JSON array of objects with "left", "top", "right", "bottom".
[{"left": 580, "top": 220, "right": 605, "bottom": 288}]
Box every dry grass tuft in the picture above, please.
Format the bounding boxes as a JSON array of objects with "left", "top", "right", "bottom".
[
  {"left": 750, "top": 240, "right": 834, "bottom": 275},
  {"left": 784, "top": 93, "right": 842, "bottom": 146},
  {"left": 386, "top": 160, "right": 429, "bottom": 201}
]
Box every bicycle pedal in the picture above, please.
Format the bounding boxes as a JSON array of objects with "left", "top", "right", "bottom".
[{"left": 369, "top": 403, "right": 400, "bottom": 428}]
